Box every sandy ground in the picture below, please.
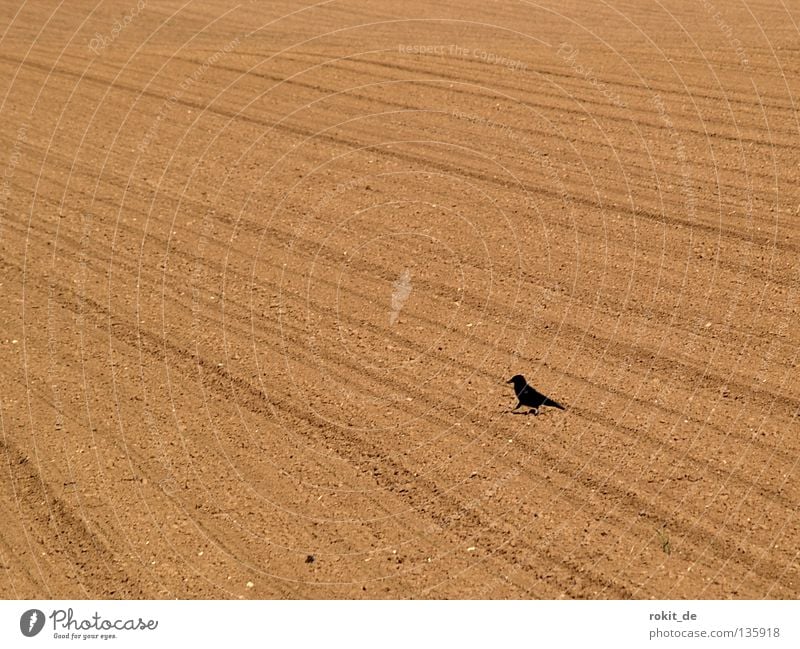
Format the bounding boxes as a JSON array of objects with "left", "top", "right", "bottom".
[{"left": 0, "top": 0, "right": 799, "bottom": 599}]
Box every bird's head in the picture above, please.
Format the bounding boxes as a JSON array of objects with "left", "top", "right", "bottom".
[{"left": 506, "top": 374, "right": 526, "bottom": 387}]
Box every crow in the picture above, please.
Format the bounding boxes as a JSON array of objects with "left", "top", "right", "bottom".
[{"left": 506, "top": 375, "right": 565, "bottom": 415}]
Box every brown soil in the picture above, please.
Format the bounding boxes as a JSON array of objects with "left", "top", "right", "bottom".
[{"left": 1, "top": 0, "right": 798, "bottom": 599}]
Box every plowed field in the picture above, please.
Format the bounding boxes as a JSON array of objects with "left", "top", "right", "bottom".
[{"left": 1, "top": 0, "right": 798, "bottom": 598}]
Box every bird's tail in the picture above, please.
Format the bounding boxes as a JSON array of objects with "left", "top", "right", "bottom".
[{"left": 545, "top": 398, "right": 565, "bottom": 410}]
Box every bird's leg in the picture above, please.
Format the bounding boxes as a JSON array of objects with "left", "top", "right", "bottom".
[
  {"left": 528, "top": 408, "right": 539, "bottom": 416},
  {"left": 510, "top": 401, "right": 527, "bottom": 415}
]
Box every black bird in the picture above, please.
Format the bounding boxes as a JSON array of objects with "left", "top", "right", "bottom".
[{"left": 506, "top": 375, "right": 565, "bottom": 415}]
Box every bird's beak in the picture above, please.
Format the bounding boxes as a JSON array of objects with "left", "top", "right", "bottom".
[{"left": 506, "top": 378, "right": 513, "bottom": 384}]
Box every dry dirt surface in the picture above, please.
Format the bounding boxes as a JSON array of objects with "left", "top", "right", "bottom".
[{"left": 1, "top": 0, "right": 799, "bottom": 599}]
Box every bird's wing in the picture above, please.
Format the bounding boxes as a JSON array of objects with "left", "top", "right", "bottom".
[{"left": 520, "top": 385, "right": 546, "bottom": 400}]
